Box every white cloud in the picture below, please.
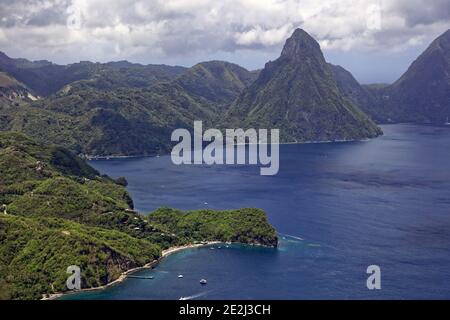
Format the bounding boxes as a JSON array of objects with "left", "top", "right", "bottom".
[
  {"left": 235, "top": 24, "right": 294, "bottom": 46},
  {"left": 0, "top": 0, "right": 448, "bottom": 65}
]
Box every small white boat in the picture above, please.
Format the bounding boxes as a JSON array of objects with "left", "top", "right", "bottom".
[
  {"left": 200, "top": 279, "right": 207, "bottom": 285},
  {"left": 178, "top": 274, "right": 184, "bottom": 278},
  {"left": 445, "top": 117, "right": 450, "bottom": 125}
]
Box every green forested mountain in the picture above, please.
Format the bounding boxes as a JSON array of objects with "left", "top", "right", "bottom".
[
  {"left": 0, "top": 29, "right": 388, "bottom": 157},
  {"left": 0, "top": 214, "right": 160, "bottom": 300},
  {"left": 329, "top": 64, "right": 389, "bottom": 123},
  {"left": 3, "top": 28, "right": 449, "bottom": 155},
  {"left": 0, "top": 72, "right": 38, "bottom": 106},
  {"left": 0, "top": 51, "right": 186, "bottom": 97},
  {"left": 174, "top": 61, "right": 259, "bottom": 104},
  {"left": 0, "top": 51, "right": 200, "bottom": 157},
  {"left": 148, "top": 207, "right": 277, "bottom": 247},
  {"left": 364, "top": 29, "right": 450, "bottom": 123},
  {"left": 0, "top": 56, "right": 260, "bottom": 156},
  {"left": 0, "top": 132, "right": 277, "bottom": 299},
  {"left": 225, "top": 29, "right": 382, "bottom": 142},
  {"left": 3, "top": 85, "right": 216, "bottom": 156}
]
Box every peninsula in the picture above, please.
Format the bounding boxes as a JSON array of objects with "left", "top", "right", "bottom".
[{"left": 0, "top": 132, "right": 278, "bottom": 300}]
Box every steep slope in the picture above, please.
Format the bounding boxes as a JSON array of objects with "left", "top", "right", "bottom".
[
  {"left": 0, "top": 83, "right": 218, "bottom": 156},
  {"left": 174, "top": 61, "right": 258, "bottom": 104},
  {"left": 0, "top": 132, "right": 277, "bottom": 299},
  {"left": 0, "top": 59, "right": 260, "bottom": 156},
  {"left": 148, "top": 207, "right": 277, "bottom": 247},
  {"left": 0, "top": 51, "right": 186, "bottom": 96},
  {"left": 0, "top": 215, "right": 160, "bottom": 300},
  {"left": 329, "top": 64, "right": 389, "bottom": 123},
  {"left": 226, "top": 29, "right": 382, "bottom": 142},
  {"left": 0, "top": 52, "right": 262, "bottom": 157},
  {"left": 0, "top": 132, "right": 161, "bottom": 299},
  {"left": 368, "top": 29, "right": 450, "bottom": 123},
  {"left": 0, "top": 72, "right": 39, "bottom": 105},
  {"left": 0, "top": 132, "right": 144, "bottom": 232}
]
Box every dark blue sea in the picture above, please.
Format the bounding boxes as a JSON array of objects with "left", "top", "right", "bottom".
[{"left": 63, "top": 124, "right": 450, "bottom": 299}]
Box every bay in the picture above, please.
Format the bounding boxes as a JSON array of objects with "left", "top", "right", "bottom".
[{"left": 63, "top": 124, "right": 450, "bottom": 299}]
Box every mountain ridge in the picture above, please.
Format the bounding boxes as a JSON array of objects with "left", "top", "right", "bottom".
[
  {"left": 225, "top": 28, "right": 382, "bottom": 142},
  {"left": 364, "top": 29, "right": 450, "bottom": 123},
  {"left": 0, "top": 132, "right": 277, "bottom": 299},
  {"left": 0, "top": 56, "right": 262, "bottom": 156},
  {"left": 0, "top": 51, "right": 188, "bottom": 96}
]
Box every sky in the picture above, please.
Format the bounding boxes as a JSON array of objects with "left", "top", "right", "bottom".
[{"left": 0, "top": 0, "right": 449, "bottom": 84}]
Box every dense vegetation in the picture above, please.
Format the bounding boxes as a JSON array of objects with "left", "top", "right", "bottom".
[
  {"left": 0, "top": 132, "right": 277, "bottom": 299},
  {"left": 0, "top": 52, "right": 186, "bottom": 97},
  {"left": 0, "top": 86, "right": 216, "bottom": 156},
  {"left": 0, "top": 29, "right": 388, "bottom": 157},
  {"left": 0, "top": 215, "right": 161, "bottom": 300},
  {"left": 225, "top": 29, "right": 382, "bottom": 142},
  {"left": 332, "top": 29, "right": 450, "bottom": 124},
  {"left": 370, "top": 29, "right": 450, "bottom": 124},
  {"left": 3, "top": 27, "right": 448, "bottom": 300},
  {"left": 0, "top": 29, "right": 384, "bottom": 157},
  {"left": 329, "top": 64, "right": 384, "bottom": 123},
  {"left": 2, "top": 29, "right": 450, "bottom": 156},
  {"left": 174, "top": 61, "right": 259, "bottom": 105},
  {"left": 0, "top": 56, "right": 260, "bottom": 156},
  {"left": 148, "top": 207, "right": 277, "bottom": 247}
]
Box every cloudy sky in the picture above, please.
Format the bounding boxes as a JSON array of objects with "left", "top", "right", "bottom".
[{"left": 0, "top": 0, "right": 449, "bottom": 83}]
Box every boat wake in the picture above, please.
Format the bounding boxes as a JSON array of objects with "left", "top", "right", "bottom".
[
  {"left": 179, "top": 291, "right": 210, "bottom": 300},
  {"left": 279, "top": 233, "right": 304, "bottom": 241}
]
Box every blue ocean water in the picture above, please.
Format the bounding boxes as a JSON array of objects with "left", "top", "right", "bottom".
[{"left": 64, "top": 124, "right": 450, "bottom": 299}]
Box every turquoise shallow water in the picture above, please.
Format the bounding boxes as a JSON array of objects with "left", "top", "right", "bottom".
[{"left": 63, "top": 124, "right": 450, "bottom": 299}]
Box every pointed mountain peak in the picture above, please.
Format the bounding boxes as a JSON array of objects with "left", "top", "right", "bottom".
[
  {"left": 280, "top": 28, "right": 322, "bottom": 58},
  {"left": 442, "top": 29, "right": 450, "bottom": 38},
  {"left": 434, "top": 29, "right": 450, "bottom": 50},
  {"left": 0, "top": 50, "right": 12, "bottom": 60}
]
